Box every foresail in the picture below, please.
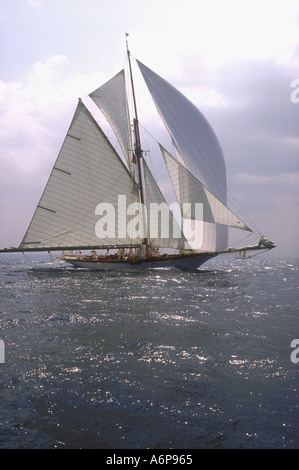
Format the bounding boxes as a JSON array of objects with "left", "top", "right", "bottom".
[
  {"left": 89, "top": 70, "right": 133, "bottom": 172},
  {"left": 161, "top": 145, "right": 251, "bottom": 232},
  {"left": 143, "top": 160, "right": 187, "bottom": 250},
  {"left": 20, "top": 100, "right": 140, "bottom": 250}
]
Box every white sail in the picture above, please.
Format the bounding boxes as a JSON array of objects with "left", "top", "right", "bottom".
[
  {"left": 143, "top": 159, "right": 186, "bottom": 249},
  {"left": 161, "top": 145, "right": 251, "bottom": 232},
  {"left": 137, "top": 60, "right": 229, "bottom": 251},
  {"left": 89, "top": 70, "right": 133, "bottom": 172},
  {"left": 20, "top": 100, "right": 140, "bottom": 250}
]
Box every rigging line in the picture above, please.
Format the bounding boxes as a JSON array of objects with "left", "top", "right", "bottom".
[
  {"left": 225, "top": 187, "right": 262, "bottom": 235},
  {"left": 246, "top": 248, "right": 271, "bottom": 259},
  {"left": 48, "top": 251, "right": 59, "bottom": 263},
  {"left": 22, "top": 252, "right": 37, "bottom": 264},
  {"left": 229, "top": 231, "right": 254, "bottom": 249}
]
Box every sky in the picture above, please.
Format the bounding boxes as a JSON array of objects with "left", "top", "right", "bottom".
[{"left": 0, "top": 0, "right": 298, "bottom": 258}]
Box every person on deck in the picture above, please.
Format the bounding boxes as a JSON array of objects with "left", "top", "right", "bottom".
[
  {"left": 139, "top": 243, "right": 146, "bottom": 259},
  {"left": 118, "top": 247, "right": 125, "bottom": 260}
]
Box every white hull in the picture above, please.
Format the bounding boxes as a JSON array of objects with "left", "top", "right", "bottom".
[{"left": 59, "top": 253, "right": 218, "bottom": 271}]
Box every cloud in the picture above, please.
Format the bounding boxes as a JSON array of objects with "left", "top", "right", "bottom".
[
  {"left": 28, "top": 0, "right": 42, "bottom": 7},
  {"left": 169, "top": 56, "right": 299, "bottom": 255},
  {"left": 236, "top": 172, "right": 299, "bottom": 185},
  {"left": 0, "top": 54, "right": 107, "bottom": 176},
  {"left": 0, "top": 55, "right": 109, "bottom": 247},
  {"left": 196, "top": 59, "right": 299, "bottom": 176}
]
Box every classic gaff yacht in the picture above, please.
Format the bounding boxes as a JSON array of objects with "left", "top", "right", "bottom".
[{"left": 0, "top": 40, "right": 275, "bottom": 270}]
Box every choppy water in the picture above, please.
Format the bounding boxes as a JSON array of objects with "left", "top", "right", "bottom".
[{"left": 0, "top": 254, "right": 298, "bottom": 449}]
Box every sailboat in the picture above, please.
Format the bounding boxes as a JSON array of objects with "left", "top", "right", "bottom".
[{"left": 1, "top": 41, "right": 275, "bottom": 270}]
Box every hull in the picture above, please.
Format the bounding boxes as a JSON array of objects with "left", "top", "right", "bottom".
[{"left": 59, "top": 253, "right": 218, "bottom": 271}]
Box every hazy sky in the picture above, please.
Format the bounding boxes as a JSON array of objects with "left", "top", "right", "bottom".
[{"left": 0, "top": 0, "right": 298, "bottom": 258}]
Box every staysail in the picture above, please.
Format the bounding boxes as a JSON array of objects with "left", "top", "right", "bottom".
[
  {"left": 143, "top": 159, "right": 187, "bottom": 250},
  {"left": 137, "top": 60, "right": 229, "bottom": 251},
  {"left": 161, "top": 145, "right": 251, "bottom": 231},
  {"left": 19, "top": 99, "right": 140, "bottom": 250}
]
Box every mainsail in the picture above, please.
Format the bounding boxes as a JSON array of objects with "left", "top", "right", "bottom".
[{"left": 19, "top": 100, "right": 140, "bottom": 250}]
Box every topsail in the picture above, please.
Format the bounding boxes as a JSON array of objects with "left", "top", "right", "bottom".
[{"left": 89, "top": 70, "right": 133, "bottom": 173}]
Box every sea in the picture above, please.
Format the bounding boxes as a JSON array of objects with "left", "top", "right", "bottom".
[{"left": 0, "top": 254, "right": 298, "bottom": 450}]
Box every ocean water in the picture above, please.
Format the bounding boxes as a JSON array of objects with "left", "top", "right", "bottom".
[{"left": 0, "top": 254, "right": 298, "bottom": 449}]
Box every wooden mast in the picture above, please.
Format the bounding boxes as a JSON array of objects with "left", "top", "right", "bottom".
[{"left": 126, "top": 35, "right": 148, "bottom": 246}]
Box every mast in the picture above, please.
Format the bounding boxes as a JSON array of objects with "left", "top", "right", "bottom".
[{"left": 126, "top": 35, "right": 149, "bottom": 246}]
